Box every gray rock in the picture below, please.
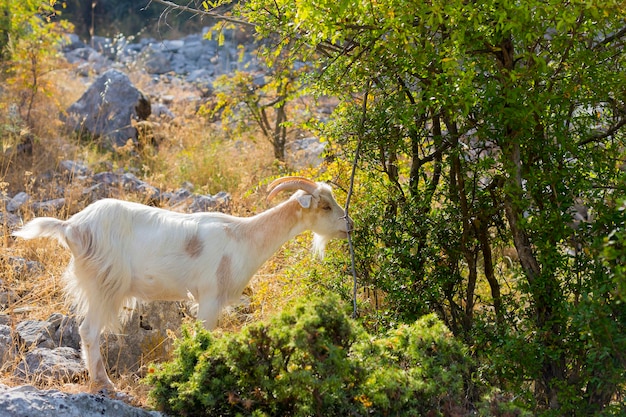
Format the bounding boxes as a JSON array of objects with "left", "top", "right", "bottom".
[
  {"left": 59, "top": 160, "right": 91, "bottom": 177},
  {"left": 44, "top": 313, "right": 81, "bottom": 351},
  {"left": 188, "top": 195, "right": 220, "bottom": 212},
  {"left": 14, "top": 347, "right": 85, "bottom": 383},
  {"left": 16, "top": 320, "right": 51, "bottom": 348},
  {"left": 65, "top": 47, "right": 111, "bottom": 74},
  {"left": 64, "top": 47, "right": 96, "bottom": 64},
  {"left": 62, "top": 28, "right": 262, "bottom": 98},
  {"left": 7, "top": 192, "right": 29, "bottom": 212},
  {"left": 6, "top": 256, "right": 43, "bottom": 277},
  {"left": 214, "top": 191, "right": 231, "bottom": 205},
  {"left": 0, "top": 288, "right": 17, "bottom": 308},
  {"left": 161, "top": 187, "right": 192, "bottom": 205},
  {"left": 161, "top": 39, "right": 184, "bottom": 53},
  {"left": 60, "top": 33, "right": 85, "bottom": 51},
  {"left": 90, "top": 36, "right": 115, "bottom": 58},
  {"left": 143, "top": 50, "right": 172, "bottom": 75},
  {"left": 0, "top": 384, "right": 163, "bottom": 417},
  {"left": 186, "top": 68, "right": 214, "bottom": 84},
  {"left": 31, "top": 198, "right": 66, "bottom": 214},
  {"left": 90, "top": 172, "right": 161, "bottom": 200},
  {"left": 64, "top": 69, "right": 151, "bottom": 148},
  {"left": 159, "top": 94, "right": 175, "bottom": 104},
  {"left": 151, "top": 103, "right": 175, "bottom": 119},
  {"left": 0, "top": 325, "right": 15, "bottom": 364},
  {"left": 8, "top": 303, "right": 187, "bottom": 385},
  {"left": 160, "top": 186, "right": 230, "bottom": 212},
  {"left": 104, "top": 301, "right": 192, "bottom": 375},
  {"left": 188, "top": 192, "right": 231, "bottom": 213},
  {"left": 182, "top": 40, "right": 204, "bottom": 61},
  {"left": 184, "top": 33, "right": 203, "bottom": 43},
  {"left": 15, "top": 314, "right": 80, "bottom": 350},
  {"left": 0, "top": 212, "right": 21, "bottom": 230}
]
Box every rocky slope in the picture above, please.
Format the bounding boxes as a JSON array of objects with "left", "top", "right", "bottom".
[
  {"left": 2, "top": 23, "right": 329, "bottom": 415},
  {"left": 2, "top": 20, "right": 330, "bottom": 414},
  {"left": 2, "top": 28, "right": 261, "bottom": 417},
  {"left": 0, "top": 384, "right": 162, "bottom": 417}
]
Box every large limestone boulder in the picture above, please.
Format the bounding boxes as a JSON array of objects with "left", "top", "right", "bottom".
[
  {"left": 64, "top": 69, "right": 151, "bottom": 149},
  {"left": 104, "top": 301, "right": 194, "bottom": 376},
  {"left": 0, "top": 385, "right": 163, "bottom": 417}
]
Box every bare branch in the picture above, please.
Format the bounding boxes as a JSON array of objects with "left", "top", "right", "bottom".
[
  {"left": 345, "top": 81, "right": 370, "bottom": 318},
  {"left": 149, "top": 0, "right": 256, "bottom": 28},
  {"left": 578, "top": 117, "right": 626, "bottom": 146},
  {"left": 594, "top": 25, "right": 626, "bottom": 50}
]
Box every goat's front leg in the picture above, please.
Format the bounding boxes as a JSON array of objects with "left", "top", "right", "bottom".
[
  {"left": 79, "top": 314, "right": 114, "bottom": 391},
  {"left": 197, "top": 298, "right": 223, "bottom": 330}
]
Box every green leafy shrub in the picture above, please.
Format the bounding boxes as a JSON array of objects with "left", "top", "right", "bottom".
[
  {"left": 354, "top": 314, "right": 473, "bottom": 415},
  {"left": 0, "top": 0, "right": 71, "bottom": 130},
  {"left": 477, "top": 390, "right": 533, "bottom": 417},
  {"left": 146, "top": 295, "right": 474, "bottom": 416}
]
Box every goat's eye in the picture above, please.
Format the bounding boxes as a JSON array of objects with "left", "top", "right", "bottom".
[{"left": 322, "top": 205, "right": 332, "bottom": 211}]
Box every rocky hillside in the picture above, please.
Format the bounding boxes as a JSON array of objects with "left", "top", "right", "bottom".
[{"left": 1, "top": 27, "right": 325, "bottom": 416}]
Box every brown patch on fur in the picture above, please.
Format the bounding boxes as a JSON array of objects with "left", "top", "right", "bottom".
[
  {"left": 222, "top": 224, "right": 241, "bottom": 242},
  {"left": 185, "top": 234, "right": 204, "bottom": 258}
]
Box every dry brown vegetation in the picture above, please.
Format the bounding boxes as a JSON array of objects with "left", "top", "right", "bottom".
[{"left": 0, "top": 65, "right": 320, "bottom": 402}]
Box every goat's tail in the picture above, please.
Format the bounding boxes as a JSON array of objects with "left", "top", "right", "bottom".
[{"left": 12, "top": 217, "right": 68, "bottom": 246}]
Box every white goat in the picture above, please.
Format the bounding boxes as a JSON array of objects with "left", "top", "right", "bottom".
[{"left": 12, "top": 176, "right": 353, "bottom": 389}]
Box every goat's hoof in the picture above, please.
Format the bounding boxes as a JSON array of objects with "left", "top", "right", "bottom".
[
  {"left": 97, "top": 387, "right": 112, "bottom": 396},
  {"left": 89, "top": 381, "right": 116, "bottom": 395}
]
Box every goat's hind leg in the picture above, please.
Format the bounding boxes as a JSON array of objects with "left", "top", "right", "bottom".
[{"left": 79, "top": 313, "right": 113, "bottom": 391}]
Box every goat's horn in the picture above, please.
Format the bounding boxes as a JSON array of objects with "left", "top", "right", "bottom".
[
  {"left": 267, "top": 177, "right": 318, "bottom": 201},
  {"left": 268, "top": 176, "right": 317, "bottom": 191}
]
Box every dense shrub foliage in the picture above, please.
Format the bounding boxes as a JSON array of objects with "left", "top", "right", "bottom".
[
  {"left": 146, "top": 296, "right": 478, "bottom": 416},
  {"left": 231, "top": 0, "right": 626, "bottom": 413},
  {"left": 0, "top": 0, "right": 69, "bottom": 129}
]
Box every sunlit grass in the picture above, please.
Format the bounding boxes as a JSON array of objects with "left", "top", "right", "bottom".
[{"left": 0, "top": 56, "right": 331, "bottom": 403}]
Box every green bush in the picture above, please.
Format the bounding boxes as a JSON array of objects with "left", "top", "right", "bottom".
[
  {"left": 353, "top": 314, "right": 473, "bottom": 415},
  {"left": 145, "top": 295, "right": 474, "bottom": 416}
]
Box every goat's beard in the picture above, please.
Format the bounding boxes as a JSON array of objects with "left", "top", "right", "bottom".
[{"left": 312, "top": 233, "right": 330, "bottom": 259}]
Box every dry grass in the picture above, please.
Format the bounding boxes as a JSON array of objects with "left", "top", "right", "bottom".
[{"left": 0, "top": 62, "right": 313, "bottom": 404}]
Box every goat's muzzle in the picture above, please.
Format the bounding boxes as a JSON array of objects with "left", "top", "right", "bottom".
[{"left": 342, "top": 215, "right": 355, "bottom": 236}]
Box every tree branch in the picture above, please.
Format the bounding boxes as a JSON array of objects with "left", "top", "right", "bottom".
[
  {"left": 578, "top": 117, "right": 626, "bottom": 146},
  {"left": 345, "top": 81, "right": 370, "bottom": 318},
  {"left": 149, "top": 0, "right": 255, "bottom": 28},
  {"left": 594, "top": 25, "right": 626, "bottom": 50}
]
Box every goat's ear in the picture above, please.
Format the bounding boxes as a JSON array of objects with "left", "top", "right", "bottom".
[{"left": 296, "top": 194, "right": 313, "bottom": 209}]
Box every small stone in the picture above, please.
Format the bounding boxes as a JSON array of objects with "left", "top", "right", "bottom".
[{"left": 7, "top": 192, "right": 30, "bottom": 212}]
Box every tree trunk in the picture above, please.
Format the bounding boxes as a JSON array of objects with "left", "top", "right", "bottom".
[
  {"left": 272, "top": 103, "right": 286, "bottom": 161},
  {"left": 476, "top": 218, "right": 503, "bottom": 325}
]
